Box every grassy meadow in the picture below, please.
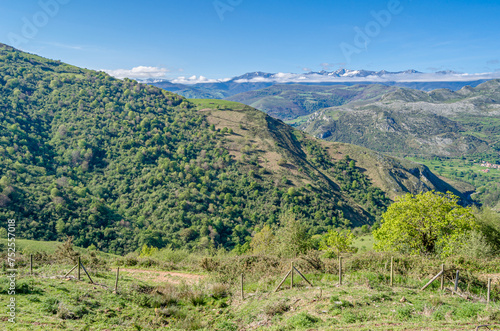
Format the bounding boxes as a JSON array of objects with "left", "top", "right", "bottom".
[{"left": 1, "top": 239, "right": 499, "bottom": 330}]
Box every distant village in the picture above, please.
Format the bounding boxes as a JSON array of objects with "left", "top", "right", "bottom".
[{"left": 479, "top": 161, "right": 500, "bottom": 173}]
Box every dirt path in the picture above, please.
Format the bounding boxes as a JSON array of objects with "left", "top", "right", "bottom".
[{"left": 113, "top": 268, "right": 205, "bottom": 284}]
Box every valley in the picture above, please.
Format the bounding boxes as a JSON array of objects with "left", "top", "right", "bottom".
[
  {"left": 0, "top": 41, "right": 499, "bottom": 330},
  {"left": 1, "top": 43, "right": 468, "bottom": 255}
]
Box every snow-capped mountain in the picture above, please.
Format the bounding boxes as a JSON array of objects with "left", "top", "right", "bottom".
[{"left": 141, "top": 69, "right": 500, "bottom": 100}]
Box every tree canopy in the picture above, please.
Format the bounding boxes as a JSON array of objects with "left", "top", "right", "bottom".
[{"left": 373, "top": 191, "right": 477, "bottom": 257}]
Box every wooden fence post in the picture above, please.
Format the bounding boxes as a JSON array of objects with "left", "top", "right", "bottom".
[
  {"left": 114, "top": 267, "right": 120, "bottom": 293},
  {"left": 290, "top": 262, "right": 294, "bottom": 289},
  {"left": 64, "top": 264, "right": 78, "bottom": 278},
  {"left": 274, "top": 270, "right": 292, "bottom": 292},
  {"left": 487, "top": 278, "right": 491, "bottom": 304},
  {"left": 78, "top": 256, "right": 81, "bottom": 281},
  {"left": 390, "top": 257, "right": 394, "bottom": 287},
  {"left": 30, "top": 254, "right": 33, "bottom": 276},
  {"left": 454, "top": 270, "right": 459, "bottom": 292},
  {"left": 421, "top": 270, "right": 444, "bottom": 291},
  {"left": 440, "top": 264, "right": 444, "bottom": 291},
  {"left": 293, "top": 266, "right": 313, "bottom": 287},
  {"left": 339, "top": 256, "right": 343, "bottom": 286},
  {"left": 240, "top": 273, "right": 244, "bottom": 300},
  {"left": 80, "top": 261, "right": 94, "bottom": 284}
]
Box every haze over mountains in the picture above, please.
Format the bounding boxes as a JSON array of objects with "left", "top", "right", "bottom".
[{"left": 145, "top": 69, "right": 497, "bottom": 100}]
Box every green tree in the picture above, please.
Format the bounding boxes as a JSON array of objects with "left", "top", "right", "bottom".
[
  {"left": 319, "top": 229, "right": 355, "bottom": 258},
  {"left": 250, "top": 225, "right": 275, "bottom": 255},
  {"left": 275, "top": 210, "right": 311, "bottom": 257},
  {"left": 139, "top": 244, "right": 159, "bottom": 257},
  {"left": 373, "top": 191, "right": 478, "bottom": 257}
]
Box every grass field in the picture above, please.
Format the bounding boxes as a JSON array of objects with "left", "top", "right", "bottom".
[
  {"left": 1, "top": 242, "right": 499, "bottom": 330},
  {"left": 1, "top": 254, "right": 498, "bottom": 330},
  {"left": 352, "top": 234, "right": 375, "bottom": 252},
  {"left": 188, "top": 99, "right": 249, "bottom": 111},
  {"left": 405, "top": 157, "right": 500, "bottom": 186},
  {"left": 406, "top": 156, "right": 500, "bottom": 207}
]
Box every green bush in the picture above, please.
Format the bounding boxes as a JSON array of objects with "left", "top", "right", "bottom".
[
  {"left": 453, "top": 303, "right": 484, "bottom": 319},
  {"left": 41, "top": 297, "right": 60, "bottom": 314},
  {"left": 214, "top": 320, "right": 238, "bottom": 331},
  {"left": 288, "top": 312, "right": 320, "bottom": 327},
  {"left": 264, "top": 301, "right": 290, "bottom": 316},
  {"left": 395, "top": 306, "right": 414, "bottom": 321}
]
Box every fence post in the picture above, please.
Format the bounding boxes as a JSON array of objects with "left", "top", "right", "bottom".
[
  {"left": 454, "top": 270, "right": 459, "bottom": 292},
  {"left": 30, "top": 254, "right": 33, "bottom": 276},
  {"left": 274, "top": 270, "right": 292, "bottom": 292},
  {"left": 114, "top": 267, "right": 120, "bottom": 293},
  {"left": 80, "top": 261, "right": 94, "bottom": 284},
  {"left": 240, "top": 273, "right": 244, "bottom": 300},
  {"left": 290, "top": 262, "right": 294, "bottom": 289},
  {"left": 421, "top": 270, "right": 444, "bottom": 291},
  {"left": 440, "top": 264, "right": 444, "bottom": 291},
  {"left": 390, "top": 257, "right": 394, "bottom": 287},
  {"left": 78, "top": 256, "right": 81, "bottom": 281},
  {"left": 339, "top": 256, "right": 343, "bottom": 286},
  {"left": 487, "top": 278, "right": 491, "bottom": 304},
  {"left": 64, "top": 264, "right": 78, "bottom": 278}
]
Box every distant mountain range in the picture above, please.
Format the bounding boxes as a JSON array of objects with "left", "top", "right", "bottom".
[
  {"left": 297, "top": 80, "right": 500, "bottom": 158},
  {"left": 146, "top": 69, "right": 498, "bottom": 99}
]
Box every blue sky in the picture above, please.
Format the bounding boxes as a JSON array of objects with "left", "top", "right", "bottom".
[{"left": 1, "top": 0, "right": 500, "bottom": 81}]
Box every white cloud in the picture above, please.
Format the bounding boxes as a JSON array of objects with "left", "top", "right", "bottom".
[
  {"left": 227, "top": 71, "right": 500, "bottom": 84},
  {"left": 101, "top": 66, "right": 170, "bottom": 79},
  {"left": 171, "top": 75, "right": 231, "bottom": 84}
]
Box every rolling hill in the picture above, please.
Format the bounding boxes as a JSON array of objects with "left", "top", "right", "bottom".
[
  {"left": 0, "top": 43, "right": 465, "bottom": 254},
  {"left": 226, "top": 84, "right": 399, "bottom": 121},
  {"left": 297, "top": 80, "right": 500, "bottom": 158}
]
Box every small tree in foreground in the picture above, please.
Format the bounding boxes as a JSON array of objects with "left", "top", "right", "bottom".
[
  {"left": 319, "top": 229, "right": 355, "bottom": 258},
  {"left": 55, "top": 236, "right": 80, "bottom": 263},
  {"left": 373, "top": 191, "right": 477, "bottom": 257}
]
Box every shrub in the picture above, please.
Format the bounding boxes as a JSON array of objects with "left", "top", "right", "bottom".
[
  {"left": 211, "top": 283, "right": 230, "bottom": 300},
  {"left": 288, "top": 312, "right": 320, "bottom": 327},
  {"left": 341, "top": 312, "right": 358, "bottom": 323},
  {"left": 264, "top": 301, "right": 290, "bottom": 316},
  {"left": 41, "top": 297, "right": 60, "bottom": 314},
  {"left": 448, "top": 230, "right": 496, "bottom": 258},
  {"left": 186, "top": 291, "right": 206, "bottom": 306},
  {"left": 395, "top": 306, "right": 414, "bottom": 321}
]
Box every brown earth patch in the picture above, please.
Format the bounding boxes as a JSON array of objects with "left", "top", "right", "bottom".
[{"left": 113, "top": 268, "right": 205, "bottom": 284}]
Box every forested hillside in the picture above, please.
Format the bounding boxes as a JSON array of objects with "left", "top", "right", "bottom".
[
  {"left": 226, "top": 84, "right": 398, "bottom": 121},
  {"left": 0, "top": 44, "right": 461, "bottom": 254},
  {"left": 298, "top": 81, "right": 500, "bottom": 158}
]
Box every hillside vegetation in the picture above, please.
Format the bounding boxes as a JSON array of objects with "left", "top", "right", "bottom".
[
  {"left": 297, "top": 80, "right": 500, "bottom": 158},
  {"left": 0, "top": 43, "right": 465, "bottom": 254},
  {"left": 226, "top": 84, "right": 399, "bottom": 121},
  {"left": 2, "top": 242, "right": 499, "bottom": 330}
]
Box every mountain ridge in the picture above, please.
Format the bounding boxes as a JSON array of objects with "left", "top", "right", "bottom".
[
  {"left": 298, "top": 79, "right": 500, "bottom": 158},
  {"left": 0, "top": 43, "right": 469, "bottom": 253},
  {"left": 148, "top": 68, "right": 497, "bottom": 100}
]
